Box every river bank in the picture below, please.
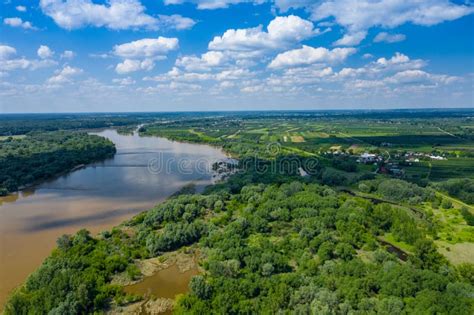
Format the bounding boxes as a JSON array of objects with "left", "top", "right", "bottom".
[{"left": 0, "top": 129, "right": 228, "bottom": 309}]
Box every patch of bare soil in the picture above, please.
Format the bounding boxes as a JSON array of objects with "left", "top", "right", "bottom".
[
  {"left": 111, "top": 248, "right": 200, "bottom": 286},
  {"left": 107, "top": 297, "right": 174, "bottom": 315}
]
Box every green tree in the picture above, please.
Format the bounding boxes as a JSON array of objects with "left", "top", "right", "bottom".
[{"left": 409, "top": 239, "right": 446, "bottom": 271}]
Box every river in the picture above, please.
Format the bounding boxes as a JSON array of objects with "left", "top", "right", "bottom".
[{"left": 0, "top": 129, "right": 227, "bottom": 308}]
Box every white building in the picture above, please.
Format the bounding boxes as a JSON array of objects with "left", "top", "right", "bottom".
[{"left": 359, "top": 153, "right": 378, "bottom": 164}]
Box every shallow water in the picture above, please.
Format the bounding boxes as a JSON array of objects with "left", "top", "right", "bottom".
[
  {"left": 0, "top": 129, "right": 226, "bottom": 308},
  {"left": 124, "top": 264, "right": 199, "bottom": 299}
]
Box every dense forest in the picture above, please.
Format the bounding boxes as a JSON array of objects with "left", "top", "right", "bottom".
[
  {"left": 0, "top": 132, "right": 116, "bottom": 195},
  {"left": 0, "top": 113, "right": 161, "bottom": 136}
]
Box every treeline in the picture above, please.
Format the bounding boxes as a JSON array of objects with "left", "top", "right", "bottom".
[
  {"left": 6, "top": 180, "right": 473, "bottom": 313},
  {"left": 0, "top": 132, "right": 116, "bottom": 194},
  {"left": 436, "top": 178, "right": 474, "bottom": 205},
  {"left": 358, "top": 178, "right": 435, "bottom": 204},
  {"left": 0, "top": 113, "right": 162, "bottom": 136}
]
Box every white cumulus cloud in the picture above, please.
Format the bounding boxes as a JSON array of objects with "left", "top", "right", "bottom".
[
  {"left": 176, "top": 51, "right": 227, "bottom": 72},
  {"left": 209, "top": 15, "right": 317, "bottom": 51},
  {"left": 0, "top": 45, "right": 57, "bottom": 72},
  {"left": 37, "top": 45, "right": 54, "bottom": 59},
  {"left": 333, "top": 31, "right": 367, "bottom": 46},
  {"left": 39, "top": 0, "right": 196, "bottom": 30},
  {"left": 60, "top": 50, "right": 76, "bottom": 59},
  {"left": 113, "top": 37, "right": 179, "bottom": 58},
  {"left": 374, "top": 52, "right": 426, "bottom": 71},
  {"left": 157, "top": 14, "right": 196, "bottom": 30},
  {"left": 47, "top": 66, "right": 83, "bottom": 84},
  {"left": 374, "top": 32, "right": 406, "bottom": 43},
  {"left": 287, "top": 0, "right": 473, "bottom": 46},
  {"left": 269, "top": 45, "right": 356, "bottom": 69},
  {"left": 39, "top": 0, "right": 157, "bottom": 30},
  {"left": 385, "top": 69, "right": 457, "bottom": 85},
  {"left": 113, "top": 37, "right": 178, "bottom": 74},
  {"left": 3, "top": 17, "right": 36, "bottom": 30},
  {"left": 0, "top": 45, "right": 17, "bottom": 60},
  {"left": 164, "top": 0, "right": 264, "bottom": 10},
  {"left": 115, "top": 59, "right": 155, "bottom": 74}
]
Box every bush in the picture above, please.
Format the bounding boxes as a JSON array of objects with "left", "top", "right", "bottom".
[
  {"left": 460, "top": 207, "right": 474, "bottom": 226},
  {"left": 126, "top": 264, "right": 141, "bottom": 280},
  {"left": 377, "top": 179, "right": 430, "bottom": 203},
  {"left": 441, "top": 199, "right": 453, "bottom": 209},
  {"left": 437, "top": 179, "right": 474, "bottom": 205}
]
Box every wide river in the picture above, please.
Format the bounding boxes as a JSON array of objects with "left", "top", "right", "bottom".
[{"left": 0, "top": 129, "right": 227, "bottom": 308}]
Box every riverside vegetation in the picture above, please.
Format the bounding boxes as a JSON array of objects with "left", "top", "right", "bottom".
[
  {"left": 3, "top": 110, "right": 474, "bottom": 314},
  {"left": 0, "top": 132, "right": 116, "bottom": 195}
]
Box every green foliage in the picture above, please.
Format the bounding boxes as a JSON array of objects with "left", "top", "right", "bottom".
[
  {"left": 390, "top": 210, "right": 423, "bottom": 244},
  {"left": 441, "top": 199, "right": 453, "bottom": 209},
  {"left": 145, "top": 220, "right": 207, "bottom": 255},
  {"left": 457, "top": 263, "right": 474, "bottom": 285},
  {"left": 460, "top": 207, "right": 474, "bottom": 226},
  {"left": 0, "top": 131, "right": 115, "bottom": 193},
  {"left": 320, "top": 168, "right": 349, "bottom": 186},
  {"left": 331, "top": 155, "right": 358, "bottom": 172},
  {"left": 377, "top": 179, "right": 432, "bottom": 203},
  {"left": 189, "top": 275, "right": 212, "bottom": 300},
  {"left": 437, "top": 178, "right": 474, "bottom": 205},
  {"left": 174, "top": 182, "right": 472, "bottom": 314},
  {"left": 0, "top": 113, "right": 161, "bottom": 136},
  {"left": 126, "top": 264, "right": 141, "bottom": 281},
  {"left": 409, "top": 239, "right": 446, "bottom": 271}
]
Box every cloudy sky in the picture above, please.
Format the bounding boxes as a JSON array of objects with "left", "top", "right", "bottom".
[{"left": 0, "top": 0, "right": 473, "bottom": 112}]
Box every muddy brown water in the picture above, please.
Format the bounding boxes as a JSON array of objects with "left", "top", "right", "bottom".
[
  {"left": 0, "top": 129, "right": 227, "bottom": 309},
  {"left": 124, "top": 264, "right": 199, "bottom": 299}
]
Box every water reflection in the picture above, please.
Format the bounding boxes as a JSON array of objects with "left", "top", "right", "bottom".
[{"left": 0, "top": 129, "right": 227, "bottom": 308}]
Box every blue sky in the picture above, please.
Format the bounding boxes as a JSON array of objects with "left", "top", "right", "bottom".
[{"left": 0, "top": 0, "right": 473, "bottom": 112}]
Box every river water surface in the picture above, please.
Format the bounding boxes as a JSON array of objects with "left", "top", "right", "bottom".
[{"left": 0, "top": 129, "right": 227, "bottom": 308}]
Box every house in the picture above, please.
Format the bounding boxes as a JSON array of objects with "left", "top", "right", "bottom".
[
  {"left": 429, "top": 155, "right": 446, "bottom": 160},
  {"left": 358, "top": 153, "right": 378, "bottom": 164}
]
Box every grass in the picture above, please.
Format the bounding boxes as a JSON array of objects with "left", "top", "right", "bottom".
[
  {"left": 422, "top": 198, "right": 474, "bottom": 244},
  {"left": 436, "top": 241, "right": 474, "bottom": 265},
  {"left": 380, "top": 233, "right": 414, "bottom": 253},
  {"left": 428, "top": 158, "right": 474, "bottom": 181},
  {"left": 188, "top": 129, "right": 219, "bottom": 142},
  {"left": 0, "top": 135, "right": 25, "bottom": 141},
  {"left": 290, "top": 135, "right": 305, "bottom": 143}
]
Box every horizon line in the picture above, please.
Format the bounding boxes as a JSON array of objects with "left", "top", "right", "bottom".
[{"left": 1, "top": 107, "right": 473, "bottom": 115}]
